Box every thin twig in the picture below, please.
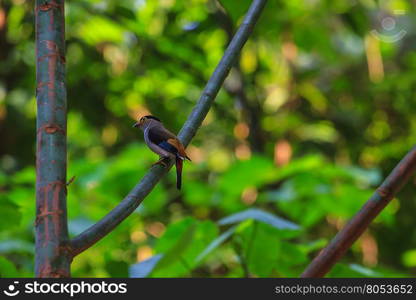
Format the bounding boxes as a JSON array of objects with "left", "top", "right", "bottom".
[
  {"left": 301, "top": 145, "right": 416, "bottom": 277},
  {"left": 70, "top": 0, "right": 268, "bottom": 257},
  {"left": 66, "top": 176, "right": 76, "bottom": 186}
]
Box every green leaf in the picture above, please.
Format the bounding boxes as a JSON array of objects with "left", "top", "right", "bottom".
[
  {"left": 0, "top": 171, "right": 7, "bottom": 185},
  {"left": 235, "top": 222, "right": 282, "bottom": 277},
  {"left": 345, "top": 166, "right": 382, "bottom": 186},
  {"left": 218, "top": 0, "right": 252, "bottom": 24},
  {"left": 272, "top": 241, "right": 309, "bottom": 276},
  {"left": 297, "top": 239, "right": 328, "bottom": 254},
  {"left": 151, "top": 218, "right": 218, "bottom": 277},
  {"left": 0, "top": 197, "right": 21, "bottom": 230},
  {"left": 0, "top": 257, "right": 18, "bottom": 277},
  {"left": 0, "top": 240, "right": 34, "bottom": 254},
  {"left": 11, "top": 167, "right": 35, "bottom": 184},
  {"left": 275, "top": 155, "right": 326, "bottom": 181},
  {"left": 78, "top": 16, "right": 125, "bottom": 45},
  {"left": 153, "top": 222, "right": 197, "bottom": 272},
  {"left": 219, "top": 157, "right": 277, "bottom": 193},
  {"left": 195, "top": 226, "right": 236, "bottom": 263},
  {"left": 402, "top": 249, "right": 416, "bottom": 267},
  {"left": 183, "top": 181, "right": 213, "bottom": 206},
  {"left": 348, "top": 264, "right": 382, "bottom": 277},
  {"left": 328, "top": 263, "right": 383, "bottom": 278},
  {"left": 218, "top": 156, "right": 278, "bottom": 212},
  {"left": 219, "top": 208, "right": 299, "bottom": 231},
  {"left": 328, "top": 263, "right": 369, "bottom": 278}
]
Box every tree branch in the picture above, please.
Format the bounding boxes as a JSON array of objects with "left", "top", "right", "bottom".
[
  {"left": 301, "top": 145, "right": 416, "bottom": 278},
  {"left": 35, "top": 0, "right": 71, "bottom": 277},
  {"left": 69, "top": 0, "right": 268, "bottom": 257}
]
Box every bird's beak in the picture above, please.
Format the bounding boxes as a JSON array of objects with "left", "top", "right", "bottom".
[{"left": 132, "top": 122, "right": 140, "bottom": 128}]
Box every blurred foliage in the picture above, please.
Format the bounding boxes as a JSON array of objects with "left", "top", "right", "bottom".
[{"left": 1, "top": 0, "right": 416, "bottom": 277}]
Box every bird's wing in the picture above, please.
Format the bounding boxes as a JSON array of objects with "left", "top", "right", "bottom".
[
  {"left": 147, "top": 126, "right": 190, "bottom": 160},
  {"left": 147, "top": 125, "right": 175, "bottom": 144},
  {"left": 165, "top": 138, "right": 188, "bottom": 159}
]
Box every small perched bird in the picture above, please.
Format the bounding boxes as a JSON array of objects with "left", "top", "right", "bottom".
[{"left": 133, "top": 115, "right": 191, "bottom": 189}]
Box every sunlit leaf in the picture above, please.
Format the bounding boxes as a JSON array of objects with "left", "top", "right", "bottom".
[
  {"left": 402, "top": 249, "right": 416, "bottom": 267},
  {"left": 78, "top": 16, "right": 125, "bottom": 45}
]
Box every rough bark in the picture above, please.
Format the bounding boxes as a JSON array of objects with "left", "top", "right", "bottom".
[{"left": 35, "top": 0, "right": 70, "bottom": 278}]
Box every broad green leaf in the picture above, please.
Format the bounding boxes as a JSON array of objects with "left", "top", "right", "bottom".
[
  {"left": 195, "top": 226, "right": 236, "bottom": 263},
  {"left": 183, "top": 181, "right": 213, "bottom": 206},
  {"left": 219, "top": 208, "right": 299, "bottom": 231},
  {"left": 151, "top": 218, "right": 218, "bottom": 277},
  {"left": 0, "top": 257, "right": 18, "bottom": 277},
  {"left": 218, "top": 156, "right": 277, "bottom": 193},
  {"left": 218, "top": 0, "right": 252, "bottom": 24},
  {"left": 78, "top": 17, "right": 125, "bottom": 45},
  {"left": 0, "top": 197, "right": 21, "bottom": 230},
  {"left": 153, "top": 222, "right": 196, "bottom": 272},
  {"left": 235, "top": 222, "right": 282, "bottom": 277},
  {"left": 11, "top": 167, "right": 35, "bottom": 184},
  {"left": 275, "top": 155, "right": 325, "bottom": 181},
  {"left": 217, "top": 156, "right": 278, "bottom": 212}
]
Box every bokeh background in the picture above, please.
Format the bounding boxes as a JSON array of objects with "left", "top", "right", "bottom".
[{"left": 1, "top": 0, "right": 416, "bottom": 277}]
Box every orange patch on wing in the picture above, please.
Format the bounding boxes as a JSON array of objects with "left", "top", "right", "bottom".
[{"left": 167, "top": 138, "right": 188, "bottom": 158}]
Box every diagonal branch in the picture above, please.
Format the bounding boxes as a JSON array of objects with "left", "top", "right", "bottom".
[
  {"left": 301, "top": 145, "right": 416, "bottom": 278},
  {"left": 69, "top": 0, "right": 268, "bottom": 257}
]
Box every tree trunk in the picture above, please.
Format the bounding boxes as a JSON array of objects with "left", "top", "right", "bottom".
[{"left": 35, "top": 0, "right": 71, "bottom": 278}]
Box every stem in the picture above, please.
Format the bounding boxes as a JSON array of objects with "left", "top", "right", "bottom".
[
  {"left": 70, "top": 0, "right": 268, "bottom": 257},
  {"left": 301, "top": 145, "right": 416, "bottom": 278},
  {"left": 245, "top": 221, "right": 258, "bottom": 267},
  {"left": 35, "top": 0, "right": 71, "bottom": 277},
  {"left": 231, "top": 239, "right": 249, "bottom": 278}
]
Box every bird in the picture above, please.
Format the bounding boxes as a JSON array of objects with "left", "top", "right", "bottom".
[{"left": 133, "top": 115, "right": 191, "bottom": 190}]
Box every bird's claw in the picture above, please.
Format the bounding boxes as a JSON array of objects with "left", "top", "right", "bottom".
[{"left": 152, "top": 157, "right": 169, "bottom": 168}]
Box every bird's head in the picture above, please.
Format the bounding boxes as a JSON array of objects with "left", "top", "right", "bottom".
[{"left": 133, "top": 115, "right": 161, "bottom": 130}]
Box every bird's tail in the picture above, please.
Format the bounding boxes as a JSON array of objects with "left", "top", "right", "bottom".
[{"left": 175, "top": 156, "right": 183, "bottom": 190}]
